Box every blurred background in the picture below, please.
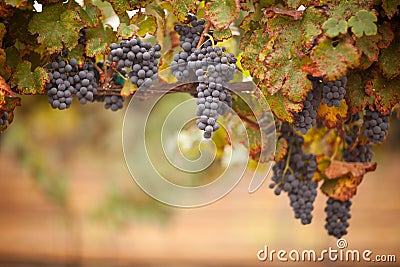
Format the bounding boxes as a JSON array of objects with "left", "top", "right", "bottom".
[{"left": 0, "top": 93, "right": 399, "bottom": 267}]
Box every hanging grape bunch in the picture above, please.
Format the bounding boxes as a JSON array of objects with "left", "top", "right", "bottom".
[{"left": 109, "top": 37, "right": 161, "bottom": 88}]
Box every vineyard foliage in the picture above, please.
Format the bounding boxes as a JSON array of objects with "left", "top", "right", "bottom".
[{"left": 0, "top": 1, "right": 399, "bottom": 211}]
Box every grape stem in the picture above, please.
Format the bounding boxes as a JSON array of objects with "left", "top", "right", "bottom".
[
  {"left": 281, "top": 142, "right": 292, "bottom": 183},
  {"left": 197, "top": 21, "right": 212, "bottom": 49}
]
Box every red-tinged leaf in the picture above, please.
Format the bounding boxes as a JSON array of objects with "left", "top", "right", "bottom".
[
  {"left": 274, "top": 137, "right": 288, "bottom": 161},
  {"left": 0, "top": 23, "right": 6, "bottom": 46},
  {"left": 11, "top": 61, "right": 48, "bottom": 95},
  {"left": 0, "top": 48, "right": 11, "bottom": 80},
  {"left": 265, "top": 92, "right": 302, "bottom": 123},
  {"left": 321, "top": 174, "right": 362, "bottom": 201},
  {"left": 263, "top": 50, "right": 313, "bottom": 102},
  {"left": 131, "top": 14, "right": 157, "bottom": 37},
  {"left": 311, "top": 36, "right": 360, "bottom": 81},
  {"left": 325, "top": 160, "right": 377, "bottom": 179},
  {"left": 204, "top": 0, "right": 240, "bottom": 30},
  {"left": 301, "top": 6, "right": 325, "bottom": 47},
  {"left": 365, "top": 69, "right": 400, "bottom": 115},
  {"left": 168, "top": 0, "right": 197, "bottom": 22},
  {"left": 8, "top": 9, "right": 37, "bottom": 46},
  {"left": 382, "top": 0, "right": 399, "bottom": 19},
  {"left": 377, "top": 34, "right": 400, "bottom": 80},
  {"left": 271, "top": 8, "right": 304, "bottom": 20},
  {"left": 355, "top": 32, "right": 381, "bottom": 62},
  {"left": 28, "top": 4, "right": 85, "bottom": 53},
  {"left": 85, "top": 25, "right": 117, "bottom": 57},
  {"left": 345, "top": 72, "right": 374, "bottom": 114},
  {"left": 0, "top": 75, "right": 15, "bottom": 97},
  {"left": 377, "top": 21, "right": 394, "bottom": 49},
  {"left": 118, "top": 23, "right": 139, "bottom": 39}
]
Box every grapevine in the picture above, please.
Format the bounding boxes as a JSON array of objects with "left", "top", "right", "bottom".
[{"left": 0, "top": 0, "right": 399, "bottom": 240}]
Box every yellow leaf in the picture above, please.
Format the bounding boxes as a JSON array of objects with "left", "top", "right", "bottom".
[{"left": 317, "top": 100, "right": 348, "bottom": 128}]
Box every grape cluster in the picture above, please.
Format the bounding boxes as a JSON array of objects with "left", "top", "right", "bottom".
[
  {"left": 0, "top": 111, "right": 8, "bottom": 126},
  {"left": 325, "top": 198, "right": 351, "bottom": 239},
  {"left": 171, "top": 15, "right": 211, "bottom": 81},
  {"left": 293, "top": 77, "right": 321, "bottom": 134},
  {"left": 109, "top": 37, "right": 161, "bottom": 88},
  {"left": 172, "top": 15, "right": 237, "bottom": 138},
  {"left": 363, "top": 108, "right": 390, "bottom": 144},
  {"left": 269, "top": 123, "right": 318, "bottom": 225},
  {"left": 321, "top": 76, "right": 347, "bottom": 107},
  {"left": 104, "top": 95, "right": 124, "bottom": 111},
  {"left": 192, "top": 47, "right": 236, "bottom": 138},
  {"left": 343, "top": 115, "right": 373, "bottom": 163},
  {"left": 46, "top": 57, "right": 98, "bottom": 109},
  {"left": 46, "top": 56, "right": 78, "bottom": 110}
]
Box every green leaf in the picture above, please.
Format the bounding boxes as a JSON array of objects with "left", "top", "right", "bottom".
[
  {"left": 118, "top": 23, "right": 139, "bottom": 39},
  {"left": 28, "top": 4, "right": 85, "bottom": 53},
  {"left": 348, "top": 10, "right": 377, "bottom": 38},
  {"left": 131, "top": 14, "right": 157, "bottom": 37},
  {"left": 345, "top": 72, "right": 373, "bottom": 114},
  {"left": 265, "top": 92, "right": 302, "bottom": 123},
  {"left": 355, "top": 33, "right": 381, "bottom": 62},
  {"left": 285, "top": 0, "right": 307, "bottom": 8},
  {"left": 85, "top": 25, "right": 117, "bottom": 57},
  {"left": 275, "top": 137, "right": 288, "bottom": 161},
  {"left": 0, "top": 48, "right": 11, "bottom": 80},
  {"left": 365, "top": 69, "right": 400, "bottom": 115},
  {"left": 204, "top": 0, "right": 240, "bottom": 30},
  {"left": 8, "top": 9, "right": 37, "bottom": 46},
  {"left": 106, "top": 0, "right": 151, "bottom": 15},
  {"left": 311, "top": 36, "right": 360, "bottom": 81},
  {"left": 382, "top": 0, "right": 399, "bottom": 19},
  {"left": 5, "top": 46, "right": 22, "bottom": 69},
  {"left": 377, "top": 22, "right": 394, "bottom": 49},
  {"left": 4, "top": 0, "right": 27, "bottom": 7},
  {"left": 301, "top": 6, "right": 325, "bottom": 47},
  {"left": 377, "top": 34, "right": 400, "bottom": 80},
  {"left": 11, "top": 61, "right": 49, "bottom": 95},
  {"left": 168, "top": 0, "right": 197, "bottom": 22},
  {"left": 75, "top": 3, "right": 103, "bottom": 27},
  {"left": 323, "top": 18, "right": 347, "bottom": 38},
  {"left": 213, "top": 28, "right": 232, "bottom": 41}
]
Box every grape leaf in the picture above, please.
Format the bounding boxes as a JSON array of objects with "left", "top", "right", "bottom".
[
  {"left": 321, "top": 174, "right": 362, "bottom": 201},
  {"left": 121, "top": 80, "right": 137, "bottom": 97},
  {"left": 301, "top": 6, "right": 325, "bottom": 47},
  {"left": 0, "top": 74, "right": 15, "bottom": 97},
  {"left": 274, "top": 137, "right": 288, "bottom": 161},
  {"left": 85, "top": 25, "right": 117, "bottom": 57},
  {"left": 345, "top": 72, "right": 373, "bottom": 114},
  {"left": 285, "top": 0, "right": 308, "bottom": 8},
  {"left": 348, "top": 10, "right": 377, "bottom": 38},
  {"left": 322, "top": 18, "right": 347, "bottom": 38},
  {"left": 265, "top": 92, "right": 302, "bottom": 123},
  {"left": 355, "top": 33, "right": 381, "bottom": 62},
  {"left": 377, "top": 22, "right": 394, "bottom": 49},
  {"left": 75, "top": 3, "right": 103, "bottom": 27},
  {"left": 118, "top": 23, "right": 139, "bottom": 39},
  {"left": 7, "top": 9, "right": 37, "bottom": 46},
  {"left": 325, "top": 160, "right": 377, "bottom": 179},
  {"left": 106, "top": 0, "right": 151, "bottom": 15},
  {"left": 317, "top": 101, "right": 349, "bottom": 129},
  {"left": 11, "top": 61, "right": 48, "bottom": 95},
  {"left": 204, "top": 0, "right": 240, "bottom": 30},
  {"left": 382, "top": 0, "right": 399, "bottom": 19},
  {"left": 365, "top": 69, "right": 400, "bottom": 115},
  {"left": 131, "top": 14, "right": 157, "bottom": 37},
  {"left": 213, "top": 28, "right": 232, "bottom": 41},
  {"left": 168, "top": 0, "right": 197, "bottom": 22},
  {"left": 377, "top": 34, "right": 400, "bottom": 80},
  {"left": 311, "top": 36, "right": 360, "bottom": 81},
  {"left": 4, "top": 0, "right": 27, "bottom": 7},
  {"left": 0, "top": 48, "right": 11, "bottom": 80},
  {"left": 28, "top": 4, "right": 85, "bottom": 53}
]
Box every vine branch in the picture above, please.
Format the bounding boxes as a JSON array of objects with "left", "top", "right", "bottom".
[{"left": 197, "top": 21, "right": 212, "bottom": 49}]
